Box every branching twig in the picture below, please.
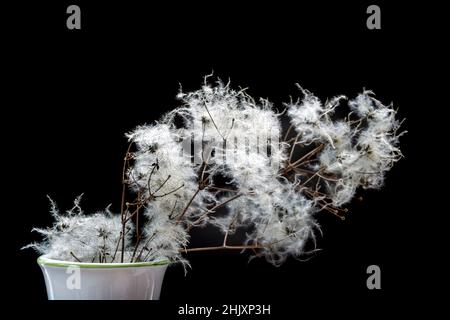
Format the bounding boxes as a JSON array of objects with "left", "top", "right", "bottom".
[
  {"left": 186, "top": 193, "right": 243, "bottom": 231},
  {"left": 285, "top": 144, "right": 324, "bottom": 173},
  {"left": 153, "top": 175, "right": 171, "bottom": 195},
  {"left": 154, "top": 183, "right": 185, "bottom": 198}
]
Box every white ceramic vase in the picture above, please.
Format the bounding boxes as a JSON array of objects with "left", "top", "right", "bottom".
[{"left": 38, "top": 256, "right": 169, "bottom": 300}]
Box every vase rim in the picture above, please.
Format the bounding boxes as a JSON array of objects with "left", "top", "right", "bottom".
[{"left": 37, "top": 255, "right": 170, "bottom": 269}]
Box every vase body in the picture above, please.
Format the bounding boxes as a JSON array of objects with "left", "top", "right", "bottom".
[{"left": 38, "top": 256, "right": 169, "bottom": 300}]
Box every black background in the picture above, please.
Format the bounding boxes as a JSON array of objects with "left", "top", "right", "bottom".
[{"left": 4, "top": 0, "right": 445, "bottom": 317}]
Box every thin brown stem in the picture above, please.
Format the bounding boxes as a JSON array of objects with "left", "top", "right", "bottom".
[
  {"left": 288, "top": 134, "right": 301, "bottom": 164},
  {"left": 152, "top": 175, "right": 171, "bottom": 195},
  {"left": 142, "top": 248, "right": 154, "bottom": 262},
  {"left": 200, "top": 161, "right": 209, "bottom": 183},
  {"left": 223, "top": 212, "right": 239, "bottom": 246},
  {"left": 292, "top": 144, "right": 324, "bottom": 166},
  {"left": 187, "top": 193, "right": 242, "bottom": 231},
  {"left": 168, "top": 200, "right": 179, "bottom": 220},
  {"left": 302, "top": 189, "right": 347, "bottom": 219},
  {"left": 70, "top": 251, "right": 81, "bottom": 262},
  {"left": 154, "top": 183, "right": 184, "bottom": 198},
  {"left": 176, "top": 188, "right": 200, "bottom": 221},
  {"left": 120, "top": 192, "right": 127, "bottom": 263},
  {"left": 298, "top": 168, "right": 323, "bottom": 188},
  {"left": 130, "top": 234, "right": 143, "bottom": 262},
  {"left": 135, "top": 191, "right": 141, "bottom": 240},
  {"left": 293, "top": 167, "right": 316, "bottom": 175},
  {"left": 135, "top": 233, "right": 157, "bottom": 262},
  {"left": 293, "top": 167, "right": 339, "bottom": 182},
  {"left": 181, "top": 244, "right": 264, "bottom": 253},
  {"left": 283, "top": 124, "right": 294, "bottom": 141},
  {"left": 111, "top": 231, "right": 123, "bottom": 262},
  {"left": 146, "top": 163, "right": 158, "bottom": 195},
  {"left": 209, "top": 193, "right": 243, "bottom": 212},
  {"left": 203, "top": 101, "right": 225, "bottom": 141},
  {"left": 112, "top": 226, "right": 133, "bottom": 262},
  {"left": 201, "top": 121, "right": 206, "bottom": 162},
  {"left": 207, "top": 186, "right": 239, "bottom": 193},
  {"left": 223, "top": 231, "right": 230, "bottom": 247},
  {"left": 123, "top": 203, "right": 144, "bottom": 224},
  {"left": 316, "top": 173, "right": 340, "bottom": 182},
  {"left": 120, "top": 142, "right": 133, "bottom": 263}
]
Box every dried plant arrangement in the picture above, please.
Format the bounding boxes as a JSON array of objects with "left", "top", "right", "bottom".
[{"left": 25, "top": 78, "right": 404, "bottom": 267}]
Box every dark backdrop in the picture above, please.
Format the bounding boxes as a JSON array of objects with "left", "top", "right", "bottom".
[{"left": 5, "top": 1, "right": 443, "bottom": 317}]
